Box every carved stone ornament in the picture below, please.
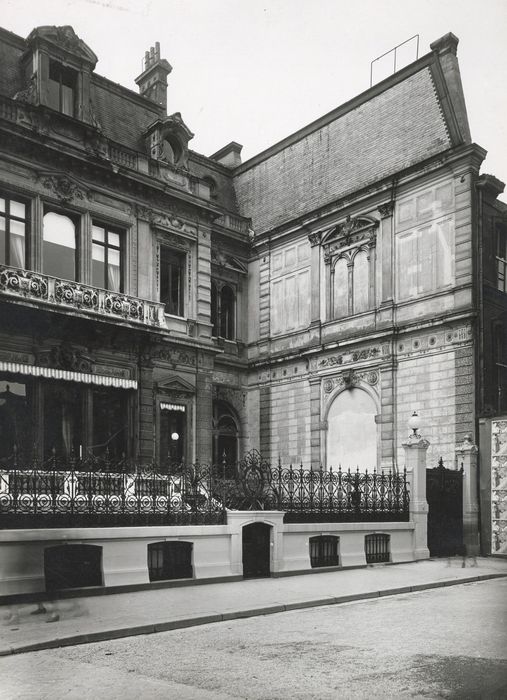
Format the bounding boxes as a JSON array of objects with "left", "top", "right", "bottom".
[
  {"left": 307, "top": 231, "right": 322, "bottom": 247},
  {"left": 378, "top": 201, "right": 395, "bottom": 219},
  {"left": 13, "top": 74, "right": 37, "bottom": 105},
  {"left": 37, "top": 343, "right": 93, "bottom": 373},
  {"left": 40, "top": 175, "right": 87, "bottom": 204}
]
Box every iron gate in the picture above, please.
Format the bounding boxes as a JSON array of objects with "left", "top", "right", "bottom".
[{"left": 426, "top": 459, "right": 464, "bottom": 557}]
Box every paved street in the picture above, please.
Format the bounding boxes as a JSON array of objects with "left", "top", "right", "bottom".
[{"left": 2, "top": 578, "right": 506, "bottom": 700}]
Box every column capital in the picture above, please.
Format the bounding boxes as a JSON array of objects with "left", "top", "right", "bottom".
[
  {"left": 308, "top": 231, "right": 322, "bottom": 247},
  {"left": 378, "top": 201, "right": 395, "bottom": 219}
]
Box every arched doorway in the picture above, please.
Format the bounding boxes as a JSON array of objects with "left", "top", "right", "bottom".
[
  {"left": 212, "top": 400, "right": 239, "bottom": 477},
  {"left": 326, "top": 387, "right": 378, "bottom": 469},
  {"left": 242, "top": 522, "right": 272, "bottom": 578}
]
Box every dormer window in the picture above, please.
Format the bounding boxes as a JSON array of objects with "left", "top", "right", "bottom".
[
  {"left": 48, "top": 60, "right": 77, "bottom": 117},
  {"left": 161, "top": 135, "right": 183, "bottom": 166}
]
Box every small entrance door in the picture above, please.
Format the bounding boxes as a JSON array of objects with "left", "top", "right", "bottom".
[
  {"left": 242, "top": 522, "right": 271, "bottom": 578},
  {"left": 426, "top": 462, "right": 464, "bottom": 557}
]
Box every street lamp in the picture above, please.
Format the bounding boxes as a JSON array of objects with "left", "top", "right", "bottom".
[{"left": 408, "top": 411, "right": 420, "bottom": 438}]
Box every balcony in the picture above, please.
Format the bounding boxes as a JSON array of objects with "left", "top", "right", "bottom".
[{"left": 0, "top": 264, "right": 166, "bottom": 329}]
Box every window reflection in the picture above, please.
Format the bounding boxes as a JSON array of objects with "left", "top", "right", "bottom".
[
  {"left": 43, "top": 211, "right": 77, "bottom": 281},
  {"left": 0, "top": 195, "right": 26, "bottom": 268},
  {"left": 92, "top": 224, "right": 122, "bottom": 292}
]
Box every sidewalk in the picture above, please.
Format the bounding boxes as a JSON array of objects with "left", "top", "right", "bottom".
[{"left": 1, "top": 557, "right": 507, "bottom": 657}]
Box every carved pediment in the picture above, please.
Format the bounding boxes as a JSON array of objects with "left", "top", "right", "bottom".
[
  {"left": 27, "top": 26, "right": 98, "bottom": 67},
  {"left": 211, "top": 248, "right": 247, "bottom": 274},
  {"left": 157, "top": 376, "right": 195, "bottom": 394},
  {"left": 36, "top": 171, "right": 89, "bottom": 204},
  {"left": 322, "top": 215, "right": 378, "bottom": 259}
]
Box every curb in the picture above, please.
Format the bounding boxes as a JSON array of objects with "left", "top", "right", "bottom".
[{"left": 1, "top": 573, "right": 506, "bottom": 657}]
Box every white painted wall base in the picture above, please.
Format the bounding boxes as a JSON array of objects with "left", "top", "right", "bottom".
[{"left": 0, "top": 516, "right": 417, "bottom": 597}]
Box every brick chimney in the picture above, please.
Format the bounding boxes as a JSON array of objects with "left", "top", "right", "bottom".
[{"left": 135, "top": 42, "right": 172, "bottom": 112}]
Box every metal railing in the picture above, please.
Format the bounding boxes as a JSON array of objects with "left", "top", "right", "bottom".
[
  {"left": 0, "top": 450, "right": 409, "bottom": 528},
  {"left": 0, "top": 264, "right": 166, "bottom": 328}
]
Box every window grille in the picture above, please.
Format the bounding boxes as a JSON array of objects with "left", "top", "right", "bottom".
[
  {"left": 365, "top": 533, "right": 390, "bottom": 563},
  {"left": 148, "top": 541, "right": 193, "bottom": 581},
  {"left": 310, "top": 535, "right": 339, "bottom": 568}
]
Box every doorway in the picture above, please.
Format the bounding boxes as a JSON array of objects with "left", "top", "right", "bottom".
[{"left": 242, "top": 522, "right": 272, "bottom": 578}]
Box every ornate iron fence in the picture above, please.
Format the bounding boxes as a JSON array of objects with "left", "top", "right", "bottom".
[
  {"left": 0, "top": 452, "right": 225, "bottom": 528},
  {"left": 0, "top": 450, "right": 409, "bottom": 528}
]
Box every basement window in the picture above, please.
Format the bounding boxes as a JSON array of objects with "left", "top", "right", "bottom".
[
  {"left": 148, "top": 541, "right": 193, "bottom": 581},
  {"left": 309, "top": 536, "right": 339, "bottom": 568}
]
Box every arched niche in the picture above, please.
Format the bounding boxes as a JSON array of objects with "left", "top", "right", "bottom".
[{"left": 325, "top": 386, "right": 378, "bottom": 470}]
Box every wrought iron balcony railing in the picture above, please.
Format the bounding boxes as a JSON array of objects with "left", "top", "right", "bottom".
[
  {"left": 0, "top": 264, "right": 166, "bottom": 329},
  {"left": 0, "top": 451, "right": 409, "bottom": 528}
]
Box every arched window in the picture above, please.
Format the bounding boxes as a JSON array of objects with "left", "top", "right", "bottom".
[
  {"left": 353, "top": 250, "right": 369, "bottom": 314},
  {"left": 326, "top": 387, "right": 377, "bottom": 470},
  {"left": 220, "top": 285, "right": 235, "bottom": 340},
  {"left": 43, "top": 211, "right": 77, "bottom": 281},
  {"left": 213, "top": 400, "right": 239, "bottom": 476},
  {"left": 162, "top": 135, "right": 183, "bottom": 165},
  {"left": 333, "top": 257, "right": 349, "bottom": 318}
]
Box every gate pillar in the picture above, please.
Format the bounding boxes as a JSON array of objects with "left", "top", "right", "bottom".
[
  {"left": 455, "top": 435, "right": 480, "bottom": 556},
  {"left": 402, "top": 433, "right": 430, "bottom": 560}
]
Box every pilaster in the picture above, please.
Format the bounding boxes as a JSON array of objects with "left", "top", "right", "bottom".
[
  {"left": 455, "top": 434, "right": 480, "bottom": 555},
  {"left": 402, "top": 433, "right": 430, "bottom": 560},
  {"left": 377, "top": 201, "right": 395, "bottom": 304}
]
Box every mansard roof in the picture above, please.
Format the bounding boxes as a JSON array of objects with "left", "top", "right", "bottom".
[{"left": 233, "top": 33, "right": 472, "bottom": 235}]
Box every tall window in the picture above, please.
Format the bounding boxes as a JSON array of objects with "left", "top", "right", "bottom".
[
  {"left": 0, "top": 195, "right": 27, "bottom": 268},
  {"left": 212, "top": 401, "right": 239, "bottom": 476},
  {"left": 160, "top": 246, "right": 185, "bottom": 316},
  {"left": 332, "top": 248, "right": 372, "bottom": 319},
  {"left": 496, "top": 224, "right": 507, "bottom": 293},
  {"left": 160, "top": 403, "right": 186, "bottom": 468},
  {"left": 43, "top": 211, "right": 77, "bottom": 281},
  {"left": 48, "top": 61, "right": 77, "bottom": 117},
  {"left": 92, "top": 223, "right": 123, "bottom": 292},
  {"left": 211, "top": 282, "right": 236, "bottom": 340},
  {"left": 92, "top": 388, "right": 128, "bottom": 460}
]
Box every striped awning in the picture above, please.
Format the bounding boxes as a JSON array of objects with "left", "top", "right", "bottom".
[{"left": 0, "top": 361, "right": 137, "bottom": 389}]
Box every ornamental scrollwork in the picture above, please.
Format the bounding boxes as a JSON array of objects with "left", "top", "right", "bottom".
[
  {"left": 307, "top": 232, "right": 322, "bottom": 247},
  {"left": 40, "top": 175, "right": 88, "bottom": 204},
  {"left": 37, "top": 343, "right": 93, "bottom": 373}
]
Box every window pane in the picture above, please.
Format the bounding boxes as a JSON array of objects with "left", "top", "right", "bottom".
[
  {"left": 109, "top": 232, "right": 120, "bottom": 248},
  {"left": 92, "top": 225, "right": 105, "bottom": 243},
  {"left": 61, "top": 84, "right": 74, "bottom": 117},
  {"left": 0, "top": 378, "right": 33, "bottom": 462},
  {"left": 43, "top": 212, "right": 76, "bottom": 280},
  {"left": 92, "top": 242, "right": 105, "bottom": 263},
  {"left": 353, "top": 250, "right": 369, "bottom": 313},
  {"left": 92, "top": 243, "right": 105, "bottom": 288},
  {"left": 0, "top": 216, "right": 5, "bottom": 265},
  {"left": 92, "top": 388, "right": 128, "bottom": 460},
  {"left": 10, "top": 201, "right": 25, "bottom": 219},
  {"left": 107, "top": 262, "right": 121, "bottom": 292},
  {"left": 47, "top": 79, "right": 60, "bottom": 111},
  {"left": 10, "top": 230, "right": 25, "bottom": 269},
  {"left": 43, "top": 382, "right": 82, "bottom": 461},
  {"left": 333, "top": 258, "right": 348, "bottom": 318},
  {"left": 0, "top": 198, "right": 4, "bottom": 213},
  {"left": 160, "top": 247, "right": 184, "bottom": 316}
]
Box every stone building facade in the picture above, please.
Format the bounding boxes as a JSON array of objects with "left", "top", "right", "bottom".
[{"left": 0, "top": 26, "right": 505, "bottom": 555}]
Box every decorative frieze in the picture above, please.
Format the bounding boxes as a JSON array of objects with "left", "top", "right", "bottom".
[
  {"left": 38, "top": 174, "right": 89, "bottom": 204},
  {"left": 318, "top": 345, "right": 387, "bottom": 369}
]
